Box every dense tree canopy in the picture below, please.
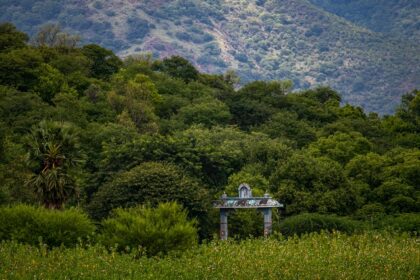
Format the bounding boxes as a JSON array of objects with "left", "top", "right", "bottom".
[{"left": 0, "top": 24, "right": 418, "bottom": 238}]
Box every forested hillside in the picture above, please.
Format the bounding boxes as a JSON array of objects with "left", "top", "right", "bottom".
[
  {"left": 1, "top": 23, "right": 419, "bottom": 240},
  {"left": 0, "top": 0, "right": 419, "bottom": 114}
]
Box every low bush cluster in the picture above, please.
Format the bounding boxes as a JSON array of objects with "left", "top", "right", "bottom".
[
  {"left": 375, "top": 213, "right": 420, "bottom": 234},
  {"left": 0, "top": 203, "right": 198, "bottom": 255},
  {"left": 0, "top": 204, "right": 95, "bottom": 247},
  {"left": 277, "top": 213, "right": 362, "bottom": 236},
  {"left": 99, "top": 202, "right": 198, "bottom": 256}
]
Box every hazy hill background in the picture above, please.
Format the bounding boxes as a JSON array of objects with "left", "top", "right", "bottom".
[
  {"left": 309, "top": 0, "right": 420, "bottom": 42},
  {"left": 1, "top": 0, "right": 419, "bottom": 114}
]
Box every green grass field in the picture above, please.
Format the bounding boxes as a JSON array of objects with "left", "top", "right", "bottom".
[{"left": 1, "top": 232, "right": 418, "bottom": 279}]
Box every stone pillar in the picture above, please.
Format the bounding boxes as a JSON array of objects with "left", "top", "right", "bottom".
[
  {"left": 220, "top": 209, "right": 228, "bottom": 240},
  {"left": 263, "top": 208, "right": 272, "bottom": 238}
]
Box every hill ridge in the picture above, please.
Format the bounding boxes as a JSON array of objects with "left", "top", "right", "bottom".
[{"left": 0, "top": 0, "right": 419, "bottom": 114}]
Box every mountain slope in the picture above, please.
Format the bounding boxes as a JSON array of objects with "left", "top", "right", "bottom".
[
  {"left": 0, "top": 0, "right": 419, "bottom": 114},
  {"left": 309, "top": 0, "right": 420, "bottom": 42}
]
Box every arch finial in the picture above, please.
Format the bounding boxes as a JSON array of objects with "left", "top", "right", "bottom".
[{"left": 238, "top": 183, "right": 252, "bottom": 198}]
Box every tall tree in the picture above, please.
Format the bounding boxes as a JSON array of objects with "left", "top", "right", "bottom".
[
  {"left": 153, "top": 56, "right": 199, "bottom": 83},
  {"left": 82, "top": 44, "right": 122, "bottom": 79},
  {"left": 26, "top": 121, "right": 82, "bottom": 209}
]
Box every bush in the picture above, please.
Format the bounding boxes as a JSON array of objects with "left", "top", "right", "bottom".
[
  {"left": 0, "top": 204, "right": 95, "bottom": 247},
  {"left": 88, "top": 162, "right": 209, "bottom": 221},
  {"left": 277, "top": 213, "right": 362, "bottom": 236},
  {"left": 376, "top": 213, "right": 420, "bottom": 234},
  {"left": 99, "top": 202, "right": 197, "bottom": 256}
]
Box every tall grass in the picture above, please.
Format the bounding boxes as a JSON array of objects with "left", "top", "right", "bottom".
[{"left": 1, "top": 231, "right": 418, "bottom": 279}]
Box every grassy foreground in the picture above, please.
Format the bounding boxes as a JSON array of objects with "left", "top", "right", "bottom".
[{"left": 1, "top": 232, "right": 418, "bottom": 280}]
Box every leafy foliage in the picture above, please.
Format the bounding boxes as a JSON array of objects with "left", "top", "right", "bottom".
[
  {"left": 99, "top": 202, "right": 197, "bottom": 256},
  {"left": 26, "top": 121, "right": 82, "bottom": 209},
  {"left": 152, "top": 56, "right": 199, "bottom": 83},
  {"left": 0, "top": 22, "right": 28, "bottom": 52},
  {"left": 375, "top": 213, "right": 420, "bottom": 234},
  {"left": 0, "top": 204, "right": 95, "bottom": 247},
  {"left": 81, "top": 44, "right": 122, "bottom": 79},
  {"left": 88, "top": 162, "right": 208, "bottom": 221},
  {"left": 0, "top": 24, "right": 418, "bottom": 242},
  {"left": 277, "top": 213, "right": 361, "bottom": 236}
]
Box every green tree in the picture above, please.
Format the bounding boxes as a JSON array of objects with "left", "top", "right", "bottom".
[
  {"left": 0, "top": 48, "right": 43, "bottom": 91},
  {"left": 88, "top": 162, "right": 209, "bottom": 220},
  {"left": 175, "top": 97, "right": 231, "bottom": 128},
  {"left": 282, "top": 93, "right": 338, "bottom": 124},
  {"left": 383, "top": 90, "right": 420, "bottom": 148},
  {"left": 26, "top": 121, "right": 82, "bottom": 209},
  {"left": 82, "top": 44, "right": 122, "bottom": 79},
  {"left": 308, "top": 132, "right": 372, "bottom": 164},
  {"left": 153, "top": 56, "right": 199, "bottom": 83},
  {"left": 124, "top": 74, "right": 161, "bottom": 103},
  {"left": 383, "top": 148, "right": 420, "bottom": 187},
  {"left": 108, "top": 74, "right": 161, "bottom": 133},
  {"left": 52, "top": 89, "right": 89, "bottom": 126},
  {"left": 0, "top": 86, "right": 49, "bottom": 135},
  {"left": 78, "top": 122, "right": 138, "bottom": 201},
  {"left": 345, "top": 152, "right": 390, "bottom": 188},
  {"left": 301, "top": 86, "right": 341, "bottom": 104},
  {"left": 256, "top": 111, "right": 317, "bottom": 147},
  {"left": 0, "top": 23, "right": 28, "bottom": 52},
  {"left": 271, "top": 152, "right": 360, "bottom": 215},
  {"left": 32, "top": 63, "right": 66, "bottom": 103},
  {"left": 227, "top": 80, "right": 292, "bottom": 129},
  {"left": 373, "top": 180, "right": 416, "bottom": 213}
]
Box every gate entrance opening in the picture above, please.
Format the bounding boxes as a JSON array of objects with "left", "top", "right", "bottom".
[{"left": 213, "top": 183, "right": 283, "bottom": 240}]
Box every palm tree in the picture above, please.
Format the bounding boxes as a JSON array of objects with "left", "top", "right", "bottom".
[{"left": 26, "top": 121, "right": 81, "bottom": 209}]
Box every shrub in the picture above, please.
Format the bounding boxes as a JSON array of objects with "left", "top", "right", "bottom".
[
  {"left": 99, "top": 202, "right": 197, "bottom": 256},
  {"left": 0, "top": 204, "right": 95, "bottom": 247},
  {"left": 277, "top": 213, "right": 361, "bottom": 236},
  {"left": 355, "top": 203, "right": 385, "bottom": 220},
  {"left": 87, "top": 162, "right": 209, "bottom": 221},
  {"left": 376, "top": 213, "right": 420, "bottom": 234}
]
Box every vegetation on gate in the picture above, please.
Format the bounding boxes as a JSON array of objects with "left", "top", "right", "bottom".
[{"left": 0, "top": 232, "right": 418, "bottom": 279}]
